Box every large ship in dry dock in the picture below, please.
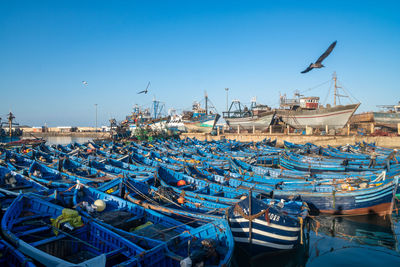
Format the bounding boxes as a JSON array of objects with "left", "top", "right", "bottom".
[
  {"left": 276, "top": 74, "right": 360, "bottom": 130},
  {"left": 182, "top": 93, "right": 220, "bottom": 133},
  {"left": 223, "top": 97, "right": 275, "bottom": 131},
  {"left": 373, "top": 102, "right": 400, "bottom": 130},
  {"left": 276, "top": 97, "right": 360, "bottom": 130},
  {"left": 349, "top": 102, "right": 400, "bottom": 133}
]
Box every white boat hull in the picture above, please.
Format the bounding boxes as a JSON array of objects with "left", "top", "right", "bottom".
[
  {"left": 277, "top": 103, "right": 360, "bottom": 129},
  {"left": 225, "top": 112, "right": 275, "bottom": 131}
]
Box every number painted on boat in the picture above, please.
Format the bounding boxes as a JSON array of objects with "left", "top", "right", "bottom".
[{"left": 268, "top": 213, "right": 280, "bottom": 222}]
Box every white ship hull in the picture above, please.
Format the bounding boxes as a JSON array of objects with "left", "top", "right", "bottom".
[
  {"left": 225, "top": 112, "right": 275, "bottom": 131},
  {"left": 277, "top": 103, "right": 360, "bottom": 129},
  {"left": 182, "top": 114, "right": 220, "bottom": 133}
]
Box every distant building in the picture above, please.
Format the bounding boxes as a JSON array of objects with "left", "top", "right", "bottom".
[
  {"left": 77, "top": 127, "right": 96, "bottom": 132},
  {"left": 55, "top": 126, "right": 72, "bottom": 133},
  {"left": 101, "top": 126, "right": 110, "bottom": 132}
]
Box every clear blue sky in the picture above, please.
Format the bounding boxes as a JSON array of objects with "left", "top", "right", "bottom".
[{"left": 1, "top": 0, "right": 399, "bottom": 126}]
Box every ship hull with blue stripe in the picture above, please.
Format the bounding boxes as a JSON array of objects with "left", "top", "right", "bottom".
[
  {"left": 182, "top": 114, "right": 220, "bottom": 133},
  {"left": 274, "top": 177, "right": 398, "bottom": 216}
]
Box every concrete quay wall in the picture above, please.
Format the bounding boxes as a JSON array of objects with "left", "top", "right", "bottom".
[
  {"left": 22, "top": 132, "right": 110, "bottom": 138},
  {"left": 180, "top": 133, "right": 400, "bottom": 148}
]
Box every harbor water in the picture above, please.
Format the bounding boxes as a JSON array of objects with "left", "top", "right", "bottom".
[{"left": 233, "top": 213, "right": 400, "bottom": 266}]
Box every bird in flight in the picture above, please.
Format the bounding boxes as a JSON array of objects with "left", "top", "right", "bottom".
[
  {"left": 82, "top": 81, "right": 88, "bottom": 86},
  {"left": 138, "top": 81, "right": 150, "bottom": 94},
  {"left": 301, "top": 41, "right": 337, "bottom": 73}
]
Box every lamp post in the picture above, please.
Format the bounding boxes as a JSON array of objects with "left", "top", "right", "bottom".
[
  {"left": 225, "top": 88, "right": 229, "bottom": 112},
  {"left": 94, "top": 104, "right": 98, "bottom": 132}
]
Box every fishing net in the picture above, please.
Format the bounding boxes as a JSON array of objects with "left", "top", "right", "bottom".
[{"left": 94, "top": 210, "right": 140, "bottom": 231}]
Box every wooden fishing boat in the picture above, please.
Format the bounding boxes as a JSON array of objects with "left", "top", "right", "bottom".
[
  {"left": 73, "top": 185, "right": 234, "bottom": 266},
  {"left": 276, "top": 77, "right": 360, "bottom": 130},
  {"left": 181, "top": 96, "right": 220, "bottom": 133},
  {"left": 227, "top": 195, "right": 306, "bottom": 256},
  {"left": 223, "top": 99, "right": 275, "bottom": 131},
  {"left": 0, "top": 165, "right": 53, "bottom": 214},
  {"left": 28, "top": 161, "right": 108, "bottom": 188},
  {"left": 276, "top": 103, "right": 360, "bottom": 130},
  {"left": 0, "top": 165, "right": 50, "bottom": 195},
  {"left": 130, "top": 151, "right": 183, "bottom": 171},
  {"left": 0, "top": 150, "right": 34, "bottom": 170},
  {"left": 1, "top": 194, "right": 153, "bottom": 266},
  {"left": 0, "top": 239, "right": 36, "bottom": 267},
  {"left": 117, "top": 172, "right": 308, "bottom": 257},
  {"left": 273, "top": 177, "right": 399, "bottom": 216},
  {"left": 73, "top": 185, "right": 194, "bottom": 241},
  {"left": 86, "top": 158, "right": 154, "bottom": 181},
  {"left": 2, "top": 138, "right": 45, "bottom": 149},
  {"left": 103, "top": 157, "right": 155, "bottom": 173},
  {"left": 39, "top": 144, "right": 156, "bottom": 181}
]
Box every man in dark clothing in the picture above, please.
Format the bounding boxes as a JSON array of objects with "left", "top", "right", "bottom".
[
  {"left": 386, "top": 149, "right": 398, "bottom": 172},
  {"left": 58, "top": 157, "right": 65, "bottom": 172},
  {"left": 368, "top": 149, "right": 377, "bottom": 168}
]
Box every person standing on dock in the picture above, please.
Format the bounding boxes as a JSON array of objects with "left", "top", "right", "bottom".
[
  {"left": 368, "top": 148, "right": 377, "bottom": 168},
  {"left": 385, "top": 149, "right": 398, "bottom": 172}
]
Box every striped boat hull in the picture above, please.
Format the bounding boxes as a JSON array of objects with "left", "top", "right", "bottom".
[
  {"left": 274, "top": 177, "right": 398, "bottom": 216},
  {"left": 227, "top": 197, "right": 303, "bottom": 256}
]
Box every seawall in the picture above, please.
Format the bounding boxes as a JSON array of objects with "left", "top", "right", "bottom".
[
  {"left": 180, "top": 133, "right": 400, "bottom": 148},
  {"left": 22, "top": 132, "right": 110, "bottom": 138}
]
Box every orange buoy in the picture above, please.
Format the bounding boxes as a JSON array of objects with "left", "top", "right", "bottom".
[
  {"left": 177, "top": 196, "right": 185, "bottom": 204},
  {"left": 177, "top": 180, "right": 186, "bottom": 186}
]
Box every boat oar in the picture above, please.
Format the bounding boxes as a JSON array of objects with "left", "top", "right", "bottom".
[
  {"left": 38, "top": 220, "right": 100, "bottom": 251},
  {"left": 0, "top": 187, "right": 19, "bottom": 196}
]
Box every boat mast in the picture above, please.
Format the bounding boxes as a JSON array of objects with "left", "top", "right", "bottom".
[
  {"left": 333, "top": 72, "right": 337, "bottom": 106},
  {"left": 7, "top": 112, "right": 15, "bottom": 138},
  {"left": 332, "top": 72, "right": 342, "bottom": 106},
  {"left": 205, "top": 91, "right": 208, "bottom": 115},
  {"left": 153, "top": 97, "right": 157, "bottom": 119}
]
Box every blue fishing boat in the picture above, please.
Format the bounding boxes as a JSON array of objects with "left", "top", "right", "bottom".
[
  {"left": 73, "top": 184, "right": 234, "bottom": 266},
  {"left": 86, "top": 157, "right": 154, "bottom": 181},
  {"left": 274, "top": 177, "right": 399, "bottom": 216},
  {"left": 0, "top": 165, "right": 50, "bottom": 195},
  {"left": 28, "top": 161, "right": 107, "bottom": 188},
  {"left": 0, "top": 239, "right": 36, "bottom": 267},
  {"left": 103, "top": 157, "right": 155, "bottom": 172},
  {"left": 73, "top": 185, "right": 194, "bottom": 240},
  {"left": 227, "top": 195, "right": 306, "bottom": 256},
  {"left": 1, "top": 194, "right": 151, "bottom": 266},
  {"left": 0, "top": 150, "right": 34, "bottom": 170},
  {"left": 111, "top": 169, "right": 308, "bottom": 257}
]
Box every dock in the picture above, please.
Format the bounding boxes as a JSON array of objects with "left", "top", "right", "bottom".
[{"left": 181, "top": 132, "right": 400, "bottom": 148}]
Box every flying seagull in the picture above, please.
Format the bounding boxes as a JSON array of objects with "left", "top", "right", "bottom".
[
  {"left": 137, "top": 81, "right": 150, "bottom": 94},
  {"left": 82, "top": 81, "right": 88, "bottom": 86},
  {"left": 301, "top": 41, "right": 337, "bottom": 73}
]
